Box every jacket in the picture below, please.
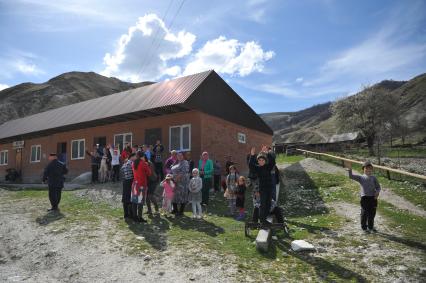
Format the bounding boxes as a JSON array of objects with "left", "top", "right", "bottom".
[
  {"left": 198, "top": 159, "right": 213, "bottom": 179},
  {"left": 43, "top": 159, "right": 68, "bottom": 188},
  {"left": 248, "top": 152, "right": 276, "bottom": 193},
  {"left": 132, "top": 160, "right": 151, "bottom": 188}
]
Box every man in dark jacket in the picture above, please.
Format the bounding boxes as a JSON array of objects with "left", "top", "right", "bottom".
[
  {"left": 43, "top": 153, "right": 68, "bottom": 211},
  {"left": 248, "top": 146, "right": 276, "bottom": 225}
]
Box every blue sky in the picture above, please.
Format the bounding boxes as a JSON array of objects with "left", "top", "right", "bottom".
[{"left": 0, "top": 0, "right": 425, "bottom": 113}]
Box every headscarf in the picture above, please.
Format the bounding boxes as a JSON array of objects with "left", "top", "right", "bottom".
[{"left": 201, "top": 151, "right": 208, "bottom": 169}]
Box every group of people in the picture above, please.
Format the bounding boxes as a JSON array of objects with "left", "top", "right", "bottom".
[
  {"left": 86, "top": 142, "right": 166, "bottom": 184},
  {"left": 120, "top": 143, "right": 220, "bottom": 222},
  {"left": 118, "top": 142, "right": 286, "bottom": 225},
  {"left": 42, "top": 140, "right": 381, "bottom": 234}
]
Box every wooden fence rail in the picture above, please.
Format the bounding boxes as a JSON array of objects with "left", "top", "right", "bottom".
[{"left": 296, "top": 148, "right": 426, "bottom": 182}]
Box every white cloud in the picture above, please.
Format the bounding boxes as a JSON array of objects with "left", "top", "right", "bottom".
[
  {"left": 248, "top": 1, "right": 426, "bottom": 100},
  {"left": 246, "top": 0, "right": 269, "bottom": 23},
  {"left": 15, "top": 0, "right": 128, "bottom": 24},
  {"left": 0, "top": 50, "right": 44, "bottom": 80},
  {"left": 242, "top": 80, "right": 349, "bottom": 99},
  {"left": 0, "top": 84, "right": 10, "bottom": 91},
  {"left": 102, "top": 14, "right": 196, "bottom": 82},
  {"left": 183, "top": 36, "right": 274, "bottom": 77},
  {"left": 304, "top": 2, "right": 426, "bottom": 88},
  {"left": 304, "top": 35, "right": 426, "bottom": 87}
]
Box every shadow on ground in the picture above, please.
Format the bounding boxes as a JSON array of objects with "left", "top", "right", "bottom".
[
  {"left": 126, "top": 216, "right": 170, "bottom": 250},
  {"left": 36, "top": 211, "right": 65, "bottom": 225},
  {"left": 166, "top": 214, "right": 225, "bottom": 237},
  {"left": 280, "top": 163, "right": 329, "bottom": 217},
  {"left": 275, "top": 239, "right": 368, "bottom": 282},
  {"left": 377, "top": 232, "right": 426, "bottom": 251}
]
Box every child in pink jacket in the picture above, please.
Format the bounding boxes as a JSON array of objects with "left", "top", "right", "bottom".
[{"left": 161, "top": 174, "right": 175, "bottom": 214}]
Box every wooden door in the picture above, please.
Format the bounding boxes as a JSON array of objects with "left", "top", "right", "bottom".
[{"left": 15, "top": 149, "right": 22, "bottom": 178}]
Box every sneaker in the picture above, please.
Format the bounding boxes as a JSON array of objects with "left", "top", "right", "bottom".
[
  {"left": 369, "top": 228, "right": 378, "bottom": 233},
  {"left": 362, "top": 228, "right": 370, "bottom": 234},
  {"left": 197, "top": 215, "right": 203, "bottom": 219},
  {"left": 192, "top": 215, "right": 197, "bottom": 219}
]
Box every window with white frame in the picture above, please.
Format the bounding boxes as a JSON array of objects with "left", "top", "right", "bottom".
[
  {"left": 71, "top": 139, "right": 85, "bottom": 160},
  {"left": 169, "top": 124, "right": 191, "bottom": 151},
  {"left": 30, "top": 145, "right": 41, "bottom": 163},
  {"left": 114, "top": 133, "right": 132, "bottom": 151},
  {"left": 0, "top": 150, "right": 8, "bottom": 165},
  {"left": 238, "top": 132, "right": 246, "bottom": 144}
]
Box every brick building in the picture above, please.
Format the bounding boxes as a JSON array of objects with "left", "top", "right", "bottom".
[{"left": 0, "top": 70, "right": 272, "bottom": 183}]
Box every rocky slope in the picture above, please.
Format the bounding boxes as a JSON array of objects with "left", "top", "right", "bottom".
[
  {"left": 260, "top": 73, "right": 426, "bottom": 144},
  {"left": 0, "top": 72, "right": 153, "bottom": 124}
]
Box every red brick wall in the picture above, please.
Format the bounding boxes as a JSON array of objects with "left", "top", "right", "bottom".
[
  {"left": 0, "top": 111, "right": 203, "bottom": 183},
  {"left": 0, "top": 110, "right": 272, "bottom": 183},
  {"left": 199, "top": 112, "right": 272, "bottom": 175}
]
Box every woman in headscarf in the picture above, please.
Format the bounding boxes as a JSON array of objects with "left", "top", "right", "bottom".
[
  {"left": 164, "top": 150, "right": 177, "bottom": 175},
  {"left": 198, "top": 151, "right": 213, "bottom": 206},
  {"left": 171, "top": 151, "right": 190, "bottom": 216}
]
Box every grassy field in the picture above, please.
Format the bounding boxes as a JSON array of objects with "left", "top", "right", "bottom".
[{"left": 275, "top": 154, "right": 305, "bottom": 164}]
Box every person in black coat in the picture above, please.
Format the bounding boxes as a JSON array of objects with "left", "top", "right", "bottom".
[
  {"left": 248, "top": 146, "right": 276, "bottom": 225},
  {"left": 43, "top": 153, "right": 68, "bottom": 211}
]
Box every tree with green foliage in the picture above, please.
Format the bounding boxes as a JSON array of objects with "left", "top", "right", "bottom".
[{"left": 332, "top": 86, "right": 399, "bottom": 156}]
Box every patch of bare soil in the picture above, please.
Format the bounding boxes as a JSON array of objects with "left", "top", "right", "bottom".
[{"left": 0, "top": 189, "right": 235, "bottom": 283}]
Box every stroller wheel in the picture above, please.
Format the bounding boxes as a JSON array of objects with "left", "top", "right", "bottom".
[{"left": 283, "top": 224, "right": 290, "bottom": 235}]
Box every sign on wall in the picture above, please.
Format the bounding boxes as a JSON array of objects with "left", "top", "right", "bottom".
[
  {"left": 12, "top": 141, "right": 25, "bottom": 149},
  {"left": 237, "top": 133, "right": 246, "bottom": 144}
]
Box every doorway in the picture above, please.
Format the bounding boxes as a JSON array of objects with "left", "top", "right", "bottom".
[
  {"left": 15, "top": 149, "right": 22, "bottom": 178},
  {"left": 145, "top": 128, "right": 162, "bottom": 146},
  {"left": 57, "top": 142, "right": 67, "bottom": 163},
  {"left": 94, "top": 136, "right": 107, "bottom": 148}
]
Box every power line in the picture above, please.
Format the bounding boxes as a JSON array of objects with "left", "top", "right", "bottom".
[
  {"left": 140, "top": 0, "right": 186, "bottom": 81},
  {"left": 137, "top": 0, "right": 174, "bottom": 81}
]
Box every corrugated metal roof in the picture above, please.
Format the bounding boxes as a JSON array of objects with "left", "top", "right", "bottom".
[
  {"left": 0, "top": 70, "right": 212, "bottom": 141},
  {"left": 328, "top": 132, "right": 360, "bottom": 143}
]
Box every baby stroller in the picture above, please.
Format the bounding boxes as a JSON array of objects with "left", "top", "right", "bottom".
[{"left": 244, "top": 196, "right": 289, "bottom": 237}]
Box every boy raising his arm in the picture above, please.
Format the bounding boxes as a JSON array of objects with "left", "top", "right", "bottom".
[{"left": 346, "top": 161, "right": 381, "bottom": 233}]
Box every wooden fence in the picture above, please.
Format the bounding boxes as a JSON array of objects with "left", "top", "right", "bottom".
[{"left": 296, "top": 148, "right": 426, "bottom": 182}]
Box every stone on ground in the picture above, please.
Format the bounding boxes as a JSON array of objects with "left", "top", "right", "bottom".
[
  {"left": 291, "top": 240, "right": 315, "bottom": 252},
  {"left": 256, "top": 229, "right": 271, "bottom": 252}
]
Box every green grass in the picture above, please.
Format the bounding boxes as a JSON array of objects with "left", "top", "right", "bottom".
[
  {"left": 378, "top": 201, "right": 426, "bottom": 244},
  {"left": 276, "top": 154, "right": 305, "bottom": 164}
]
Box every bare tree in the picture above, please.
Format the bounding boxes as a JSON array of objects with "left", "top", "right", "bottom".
[{"left": 332, "top": 86, "right": 399, "bottom": 156}]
